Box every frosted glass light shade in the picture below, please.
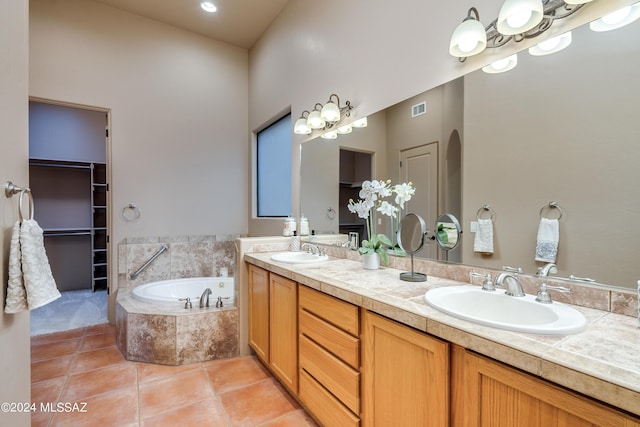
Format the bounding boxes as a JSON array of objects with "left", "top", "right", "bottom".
[
  {"left": 482, "top": 54, "right": 518, "bottom": 73},
  {"left": 497, "top": 0, "right": 544, "bottom": 35},
  {"left": 564, "top": 0, "right": 593, "bottom": 4},
  {"left": 307, "top": 110, "right": 325, "bottom": 129},
  {"left": 590, "top": 4, "right": 640, "bottom": 32},
  {"left": 528, "top": 31, "right": 572, "bottom": 56},
  {"left": 337, "top": 124, "right": 352, "bottom": 134},
  {"left": 321, "top": 130, "right": 338, "bottom": 140},
  {"left": 351, "top": 117, "right": 368, "bottom": 128},
  {"left": 294, "top": 117, "right": 311, "bottom": 134},
  {"left": 321, "top": 102, "right": 341, "bottom": 122},
  {"left": 449, "top": 18, "right": 487, "bottom": 57}
]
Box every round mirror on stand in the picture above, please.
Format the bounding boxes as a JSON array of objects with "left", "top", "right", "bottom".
[
  {"left": 434, "top": 213, "right": 462, "bottom": 261},
  {"left": 398, "top": 213, "right": 427, "bottom": 282}
]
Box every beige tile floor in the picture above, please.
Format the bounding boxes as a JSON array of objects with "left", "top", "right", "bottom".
[{"left": 30, "top": 324, "right": 318, "bottom": 426}]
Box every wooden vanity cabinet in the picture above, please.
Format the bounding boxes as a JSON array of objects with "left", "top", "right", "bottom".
[
  {"left": 247, "top": 265, "right": 298, "bottom": 394},
  {"left": 451, "top": 345, "right": 640, "bottom": 427},
  {"left": 248, "top": 264, "right": 269, "bottom": 363},
  {"left": 269, "top": 273, "right": 298, "bottom": 394},
  {"left": 361, "top": 310, "right": 450, "bottom": 427},
  {"left": 298, "top": 286, "right": 361, "bottom": 427}
]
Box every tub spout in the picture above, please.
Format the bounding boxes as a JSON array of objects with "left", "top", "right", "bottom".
[{"left": 199, "top": 288, "right": 212, "bottom": 308}]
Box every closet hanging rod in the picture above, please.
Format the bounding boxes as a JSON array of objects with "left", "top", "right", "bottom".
[
  {"left": 44, "top": 232, "right": 92, "bottom": 237},
  {"left": 29, "top": 161, "right": 93, "bottom": 170}
]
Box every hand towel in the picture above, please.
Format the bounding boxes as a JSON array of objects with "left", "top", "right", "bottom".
[
  {"left": 535, "top": 218, "right": 559, "bottom": 263},
  {"left": 473, "top": 218, "right": 494, "bottom": 254},
  {"left": 20, "top": 219, "right": 61, "bottom": 310},
  {"left": 4, "top": 221, "right": 28, "bottom": 313}
]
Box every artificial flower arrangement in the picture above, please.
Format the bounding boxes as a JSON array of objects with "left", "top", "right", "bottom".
[{"left": 347, "top": 179, "right": 416, "bottom": 265}]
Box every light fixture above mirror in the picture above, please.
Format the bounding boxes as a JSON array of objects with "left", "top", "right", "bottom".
[
  {"left": 449, "top": 0, "right": 591, "bottom": 62},
  {"left": 294, "top": 93, "right": 367, "bottom": 140}
]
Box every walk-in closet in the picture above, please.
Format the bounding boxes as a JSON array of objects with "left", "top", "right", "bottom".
[{"left": 28, "top": 101, "right": 109, "bottom": 293}]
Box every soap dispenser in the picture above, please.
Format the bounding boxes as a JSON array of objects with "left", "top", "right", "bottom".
[{"left": 290, "top": 231, "right": 300, "bottom": 252}]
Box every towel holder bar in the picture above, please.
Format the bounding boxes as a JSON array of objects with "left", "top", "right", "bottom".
[
  {"left": 4, "top": 181, "right": 30, "bottom": 197},
  {"left": 539, "top": 201, "right": 564, "bottom": 220},
  {"left": 476, "top": 204, "right": 495, "bottom": 220}
]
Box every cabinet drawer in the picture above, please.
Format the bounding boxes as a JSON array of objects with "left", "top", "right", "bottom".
[
  {"left": 300, "top": 369, "right": 360, "bottom": 427},
  {"left": 299, "top": 286, "right": 359, "bottom": 336},
  {"left": 300, "top": 334, "right": 360, "bottom": 414},
  {"left": 299, "top": 308, "right": 359, "bottom": 369}
]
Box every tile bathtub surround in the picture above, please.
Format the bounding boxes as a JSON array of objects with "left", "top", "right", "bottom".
[
  {"left": 116, "top": 288, "right": 239, "bottom": 365},
  {"left": 31, "top": 325, "right": 317, "bottom": 427},
  {"left": 118, "top": 234, "right": 240, "bottom": 289}
]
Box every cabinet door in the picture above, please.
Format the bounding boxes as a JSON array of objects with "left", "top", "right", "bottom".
[
  {"left": 248, "top": 264, "right": 269, "bottom": 364},
  {"left": 361, "top": 310, "right": 449, "bottom": 427},
  {"left": 269, "top": 273, "right": 298, "bottom": 394},
  {"left": 451, "top": 346, "right": 640, "bottom": 427}
]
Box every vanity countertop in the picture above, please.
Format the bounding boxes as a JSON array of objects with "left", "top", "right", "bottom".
[{"left": 244, "top": 252, "right": 640, "bottom": 417}]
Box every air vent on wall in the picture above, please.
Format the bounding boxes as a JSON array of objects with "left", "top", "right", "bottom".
[{"left": 411, "top": 101, "right": 426, "bottom": 118}]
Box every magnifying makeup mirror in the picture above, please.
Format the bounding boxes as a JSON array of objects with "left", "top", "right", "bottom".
[
  {"left": 434, "top": 213, "right": 462, "bottom": 251},
  {"left": 398, "top": 213, "right": 427, "bottom": 282}
]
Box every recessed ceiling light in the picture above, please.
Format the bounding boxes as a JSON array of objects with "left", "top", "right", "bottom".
[{"left": 201, "top": 1, "right": 217, "bottom": 13}]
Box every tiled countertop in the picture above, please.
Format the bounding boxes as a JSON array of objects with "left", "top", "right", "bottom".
[{"left": 245, "top": 252, "right": 640, "bottom": 417}]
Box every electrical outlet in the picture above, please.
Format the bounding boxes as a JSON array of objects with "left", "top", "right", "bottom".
[{"left": 470, "top": 221, "right": 478, "bottom": 232}]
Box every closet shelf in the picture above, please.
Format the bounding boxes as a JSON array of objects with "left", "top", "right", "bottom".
[{"left": 29, "top": 157, "right": 108, "bottom": 292}]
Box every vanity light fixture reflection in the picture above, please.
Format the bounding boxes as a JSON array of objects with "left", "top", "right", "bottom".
[
  {"left": 351, "top": 117, "right": 368, "bottom": 128},
  {"left": 528, "top": 31, "right": 572, "bottom": 56},
  {"left": 482, "top": 53, "right": 518, "bottom": 73},
  {"left": 320, "top": 130, "right": 338, "bottom": 140},
  {"left": 337, "top": 124, "right": 353, "bottom": 134},
  {"left": 589, "top": 3, "right": 640, "bottom": 32}
]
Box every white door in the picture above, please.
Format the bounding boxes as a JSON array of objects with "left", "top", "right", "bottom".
[{"left": 400, "top": 142, "right": 438, "bottom": 259}]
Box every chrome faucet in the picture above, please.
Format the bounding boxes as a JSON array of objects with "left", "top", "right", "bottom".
[
  {"left": 495, "top": 272, "right": 525, "bottom": 297},
  {"left": 301, "top": 242, "right": 319, "bottom": 255},
  {"left": 536, "top": 263, "right": 558, "bottom": 277},
  {"left": 199, "top": 288, "right": 212, "bottom": 308}
]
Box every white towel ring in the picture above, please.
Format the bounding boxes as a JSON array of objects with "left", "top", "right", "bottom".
[
  {"left": 476, "top": 205, "right": 494, "bottom": 221},
  {"left": 326, "top": 207, "right": 336, "bottom": 220},
  {"left": 18, "top": 190, "right": 34, "bottom": 222},
  {"left": 121, "top": 203, "right": 141, "bottom": 222},
  {"left": 539, "top": 201, "right": 564, "bottom": 220}
]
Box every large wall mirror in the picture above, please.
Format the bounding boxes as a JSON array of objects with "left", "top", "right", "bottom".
[{"left": 300, "top": 16, "right": 639, "bottom": 290}]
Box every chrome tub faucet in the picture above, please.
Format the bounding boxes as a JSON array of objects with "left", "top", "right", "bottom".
[{"left": 199, "top": 288, "right": 212, "bottom": 308}]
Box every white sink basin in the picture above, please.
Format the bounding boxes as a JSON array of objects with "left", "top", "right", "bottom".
[
  {"left": 270, "top": 251, "right": 329, "bottom": 264},
  {"left": 424, "top": 285, "right": 587, "bottom": 335}
]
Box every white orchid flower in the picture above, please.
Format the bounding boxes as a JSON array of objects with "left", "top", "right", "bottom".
[
  {"left": 393, "top": 182, "right": 415, "bottom": 209},
  {"left": 348, "top": 199, "right": 372, "bottom": 219},
  {"left": 377, "top": 201, "right": 399, "bottom": 218}
]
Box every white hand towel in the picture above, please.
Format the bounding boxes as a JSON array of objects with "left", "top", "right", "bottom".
[
  {"left": 4, "top": 221, "right": 28, "bottom": 313},
  {"left": 20, "top": 219, "right": 61, "bottom": 310},
  {"left": 535, "top": 218, "right": 559, "bottom": 263},
  {"left": 473, "top": 218, "right": 494, "bottom": 254}
]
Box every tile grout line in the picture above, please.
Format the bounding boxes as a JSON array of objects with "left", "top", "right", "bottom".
[{"left": 201, "top": 363, "right": 234, "bottom": 426}]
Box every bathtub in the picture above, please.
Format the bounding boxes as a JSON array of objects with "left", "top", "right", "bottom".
[
  {"left": 132, "top": 277, "right": 235, "bottom": 306},
  {"left": 117, "top": 276, "right": 239, "bottom": 365}
]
